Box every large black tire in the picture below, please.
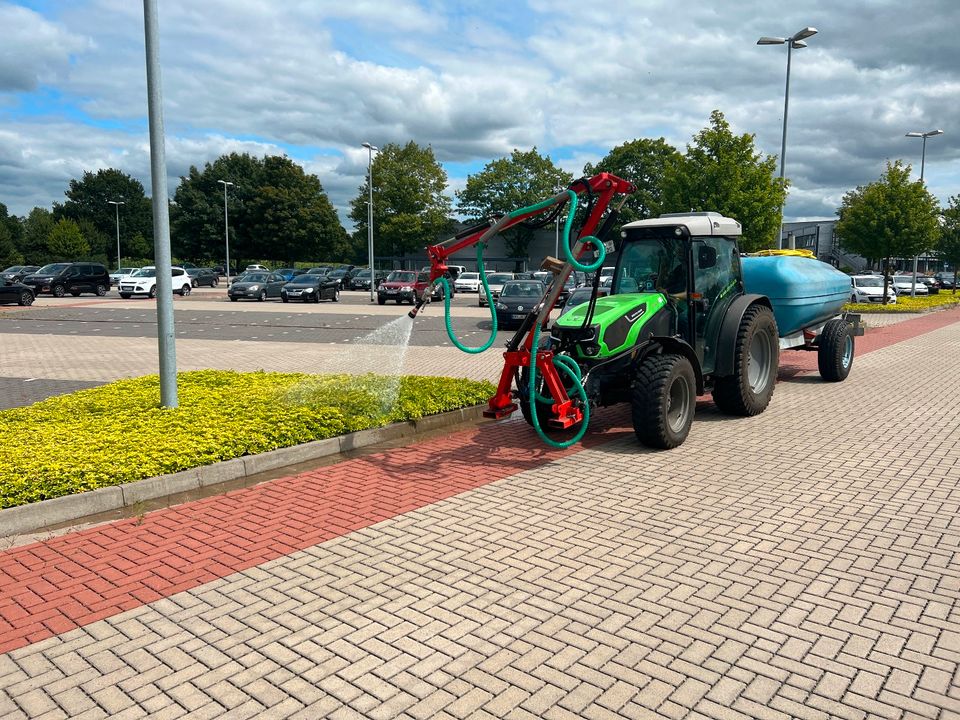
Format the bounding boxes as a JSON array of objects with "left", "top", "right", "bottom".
[
  {"left": 631, "top": 353, "right": 696, "bottom": 449},
  {"left": 52, "top": 284, "right": 65, "bottom": 298},
  {"left": 818, "top": 318, "right": 854, "bottom": 382},
  {"left": 712, "top": 305, "right": 779, "bottom": 416}
]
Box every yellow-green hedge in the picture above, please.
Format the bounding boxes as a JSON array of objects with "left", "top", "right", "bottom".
[
  {"left": 844, "top": 293, "right": 960, "bottom": 314},
  {"left": 0, "top": 370, "right": 495, "bottom": 509}
]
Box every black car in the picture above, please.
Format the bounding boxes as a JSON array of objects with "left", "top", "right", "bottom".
[
  {"left": 558, "top": 286, "right": 609, "bottom": 317},
  {"left": 227, "top": 272, "right": 287, "bottom": 301},
  {"left": 425, "top": 270, "right": 457, "bottom": 300},
  {"left": 22, "top": 262, "right": 110, "bottom": 297},
  {"left": 191, "top": 268, "right": 220, "bottom": 287},
  {"left": 0, "top": 278, "right": 35, "bottom": 306},
  {"left": 935, "top": 272, "right": 957, "bottom": 290},
  {"left": 1, "top": 266, "right": 40, "bottom": 283},
  {"left": 326, "top": 268, "right": 351, "bottom": 289},
  {"left": 351, "top": 270, "right": 387, "bottom": 290},
  {"left": 281, "top": 274, "right": 340, "bottom": 303},
  {"left": 495, "top": 280, "right": 545, "bottom": 328}
]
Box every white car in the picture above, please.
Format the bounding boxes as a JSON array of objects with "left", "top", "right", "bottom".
[
  {"left": 454, "top": 272, "right": 481, "bottom": 293},
  {"left": 478, "top": 272, "right": 515, "bottom": 307},
  {"left": 118, "top": 266, "right": 194, "bottom": 298},
  {"left": 109, "top": 267, "right": 139, "bottom": 286},
  {"left": 245, "top": 264, "right": 269, "bottom": 272},
  {"left": 891, "top": 274, "right": 928, "bottom": 296},
  {"left": 850, "top": 275, "right": 896, "bottom": 304}
]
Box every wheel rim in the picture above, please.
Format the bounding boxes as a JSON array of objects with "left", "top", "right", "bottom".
[
  {"left": 21, "top": 292, "right": 32, "bottom": 306},
  {"left": 841, "top": 334, "right": 853, "bottom": 369},
  {"left": 667, "top": 374, "right": 692, "bottom": 433},
  {"left": 747, "top": 327, "right": 774, "bottom": 392}
]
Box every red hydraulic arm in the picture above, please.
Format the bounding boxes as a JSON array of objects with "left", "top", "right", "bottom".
[{"left": 421, "top": 173, "right": 635, "bottom": 426}]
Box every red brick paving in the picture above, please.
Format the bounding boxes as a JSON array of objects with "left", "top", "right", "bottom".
[{"left": 0, "top": 306, "right": 957, "bottom": 655}]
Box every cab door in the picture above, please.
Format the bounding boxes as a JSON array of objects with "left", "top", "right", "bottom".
[{"left": 691, "top": 237, "right": 741, "bottom": 375}]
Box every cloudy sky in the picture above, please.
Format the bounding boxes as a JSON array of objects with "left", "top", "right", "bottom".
[{"left": 2, "top": 0, "right": 958, "bottom": 229}]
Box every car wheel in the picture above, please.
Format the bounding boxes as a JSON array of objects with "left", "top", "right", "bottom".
[
  {"left": 180, "top": 284, "right": 190, "bottom": 296},
  {"left": 230, "top": 296, "right": 239, "bottom": 302},
  {"left": 258, "top": 290, "right": 266, "bottom": 302},
  {"left": 120, "top": 293, "right": 131, "bottom": 299},
  {"left": 18, "top": 291, "right": 34, "bottom": 306},
  {"left": 70, "top": 290, "right": 81, "bottom": 297},
  {"left": 212, "top": 279, "right": 219, "bottom": 287},
  {"left": 52, "top": 284, "right": 65, "bottom": 298},
  {"left": 333, "top": 289, "right": 340, "bottom": 303},
  {"left": 95, "top": 283, "right": 108, "bottom": 296},
  {"left": 282, "top": 296, "right": 289, "bottom": 303},
  {"left": 378, "top": 297, "right": 385, "bottom": 305},
  {"left": 192, "top": 280, "right": 198, "bottom": 288},
  {"left": 148, "top": 286, "right": 157, "bottom": 299}
]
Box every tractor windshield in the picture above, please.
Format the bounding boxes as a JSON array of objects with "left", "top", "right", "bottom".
[{"left": 613, "top": 238, "right": 686, "bottom": 297}]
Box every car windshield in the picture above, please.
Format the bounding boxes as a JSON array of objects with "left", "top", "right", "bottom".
[
  {"left": 460, "top": 273, "right": 479, "bottom": 281},
  {"left": 243, "top": 273, "right": 269, "bottom": 282},
  {"left": 487, "top": 274, "right": 513, "bottom": 284},
  {"left": 501, "top": 282, "right": 543, "bottom": 298},
  {"left": 387, "top": 271, "right": 417, "bottom": 283},
  {"left": 115, "top": 268, "right": 136, "bottom": 274},
  {"left": 132, "top": 268, "right": 156, "bottom": 277},
  {"left": 2, "top": 266, "right": 23, "bottom": 273},
  {"left": 854, "top": 277, "right": 880, "bottom": 287},
  {"left": 893, "top": 276, "right": 915, "bottom": 283},
  {"left": 37, "top": 263, "right": 70, "bottom": 274},
  {"left": 330, "top": 269, "right": 346, "bottom": 276}
]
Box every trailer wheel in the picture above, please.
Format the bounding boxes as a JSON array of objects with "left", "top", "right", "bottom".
[
  {"left": 713, "top": 304, "right": 778, "bottom": 416},
  {"left": 818, "top": 318, "right": 854, "bottom": 382},
  {"left": 631, "top": 353, "right": 696, "bottom": 449}
]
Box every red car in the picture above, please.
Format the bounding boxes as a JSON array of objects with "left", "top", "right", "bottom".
[{"left": 377, "top": 270, "right": 429, "bottom": 305}]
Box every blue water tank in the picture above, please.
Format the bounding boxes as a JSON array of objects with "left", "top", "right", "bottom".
[{"left": 741, "top": 256, "right": 851, "bottom": 337}]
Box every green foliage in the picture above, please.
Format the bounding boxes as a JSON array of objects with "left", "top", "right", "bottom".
[
  {"left": 662, "top": 110, "right": 787, "bottom": 252},
  {"left": 349, "top": 142, "right": 452, "bottom": 260},
  {"left": 836, "top": 161, "right": 941, "bottom": 277},
  {"left": 937, "top": 195, "right": 960, "bottom": 292},
  {"left": 53, "top": 169, "right": 153, "bottom": 264},
  {"left": 47, "top": 218, "right": 90, "bottom": 259},
  {"left": 583, "top": 138, "right": 681, "bottom": 224},
  {"left": 845, "top": 294, "right": 960, "bottom": 313},
  {"left": 20, "top": 207, "right": 55, "bottom": 263},
  {"left": 456, "top": 148, "right": 573, "bottom": 260},
  {"left": 173, "top": 153, "right": 348, "bottom": 266},
  {"left": 0, "top": 222, "right": 22, "bottom": 268},
  {"left": 0, "top": 370, "right": 495, "bottom": 509}
]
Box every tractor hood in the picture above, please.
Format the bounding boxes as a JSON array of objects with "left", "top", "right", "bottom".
[{"left": 552, "top": 292, "right": 667, "bottom": 358}]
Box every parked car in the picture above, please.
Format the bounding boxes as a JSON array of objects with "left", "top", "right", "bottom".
[
  {"left": 423, "top": 271, "right": 455, "bottom": 301},
  {"left": 850, "top": 275, "right": 896, "bottom": 304},
  {"left": 22, "top": 262, "right": 111, "bottom": 297},
  {"left": 274, "top": 267, "right": 298, "bottom": 281},
  {"left": 109, "top": 267, "right": 139, "bottom": 286},
  {"left": 532, "top": 271, "right": 552, "bottom": 286},
  {"left": 514, "top": 272, "right": 535, "bottom": 280},
  {"left": 377, "top": 270, "right": 428, "bottom": 305},
  {"left": 454, "top": 271, "right": 481, "bottom": 294},
  {"left": 918, "top": 276, "right": 940, "bottom": 294},
  {"left": 0, "top": 278, "right": 35, "bottom": 306},
  {"left": 118, "top": 266, "right": 193, "bottom": 298},
  {"left": 227, "top": 271, "right": 286, "bottom": 301},
  {"left": 351, "top": 270, "right": 387, "bottom": 290},
  {"left": 478, "top": 273, "right": 515, "bottom": 307},
  {"left": 281, "top": 274, "right": 340, "bottom": 303},
  {"left": 191, "top": 268, "right": 220, "bottom": 287},
  {"left": 935, "top": 271, "right": 957, "bottom": 290},
  {"left": 0, "top": 265, "right": 40, "bottom": 283},
  {"left": 326, "top": 268, "right": 351, "bottom": 289},
  {"left": 494, "top": 280, "right": 545, "bottom": 328},
  {"left": 891, "top": 274, "right": 929, "bottom": 296},
  {"left": 558, "top": 286, "right": 609, "bottom": 317},
  {"left": 244, "top": 264, "right": 270, "bottom": 272}
]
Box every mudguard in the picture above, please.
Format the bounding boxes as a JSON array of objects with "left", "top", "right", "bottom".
[
  {"left": 714, "top": 294, "right": 772, "bottom": 377},
  {"left": 640, "top": 337, "right": 705, "bottom": 395}
]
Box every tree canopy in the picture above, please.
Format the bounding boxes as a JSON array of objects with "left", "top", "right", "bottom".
[
  {"left": 937, "top": 195, "right": 960, "bottom": 292},
  {"left": 348, "top": 142, "right": 452, "bottom": 262},
  {"left": 661, "top": 110, "right": 787, "bottom": 252},
  {"left": 456, "top": 148, "right": 573, "bottom": 259},
  {"left": 173, "top": 153, "right": 347, "bottom": 265},
  {"left": 583, "top": 138, "right": 680, "bottom": 225},
  {"left": 836, "top": 160, "right": 941, "bottom": 277}
]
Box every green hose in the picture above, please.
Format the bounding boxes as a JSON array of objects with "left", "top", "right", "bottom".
[
  {"left": 435, "top": 244, "right": 498, "bottom": 354},
  {"left": 527, "top": 321, "right": 590, "bottom": 449}
]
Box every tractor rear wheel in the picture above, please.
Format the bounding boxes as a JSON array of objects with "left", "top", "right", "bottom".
[
  {"left": 712, "top": 304, "right": 778, "bottom": 416},
  {"left": 818, "top": 318, "right": 854, "bottom": 382},
  {"left": 631, "top": 353, "right": 696, "bottom": 449}
]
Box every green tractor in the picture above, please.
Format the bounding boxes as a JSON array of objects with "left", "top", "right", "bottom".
[{"left": 538, "top": 212, "right": 795, "bottom": 448}]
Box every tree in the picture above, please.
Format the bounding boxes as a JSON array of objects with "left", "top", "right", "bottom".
[
  {"left": 583, "top": 138, "right": 681, "bottom": 225},
  {"left": 836, "top": 160, "right": 941, "bottom": 299},
  {"left": 173, "top": 153, "right": 347, "bottom": 265},
  {"left": 661, "top": 110, "right": 787, "bottom": 252},
  {"left": 456, "top": 148, "right": 572, "bottom": 261},
  {"left": 47, "top": 219, "right": 90, "bottom": 260},
  {"left": 349, "top": 142, "right": 452, "bottom": 262},
  {"left": 937, "top": 195, "right": 960, "bottom": 293},
  {"left": 20, "top": 207, "right": 55, "bottom": 264},
  {"left": 54, "top": 169, "right": 153, "bottom": 264},
  {"left": 0, "top": 223, "right": 22, "bottom": 268}
]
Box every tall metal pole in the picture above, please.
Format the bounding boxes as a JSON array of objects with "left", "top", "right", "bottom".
[
  {"left": 362, "top": 142, "right": 378, "bottom": 302},
  {"left": 143, "top": 0, "right": 177, "bottom": 407},
  {"left": 905, "top": 129, "right": 944, "bottom": 294},
  {"left": 108, "top": 200, "right": 124, "bottom": 269},
  {"left": 780, "top": 42, "right": 792, "bottom": 182},
  {"left": 218, "top": 180, "right": 233, "bottom": 283}
]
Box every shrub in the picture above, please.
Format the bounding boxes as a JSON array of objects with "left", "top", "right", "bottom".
[
  {"left": 0, "top": 370, "right": 494, "bottom": 509},
  {"left": 843, "top": 294, "right": 960, "bottom": 313}
]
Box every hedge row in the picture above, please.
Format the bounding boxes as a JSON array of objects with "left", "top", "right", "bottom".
[
  {"left": 844, "top": 294, "right": 960, "bottom": 314},
  {"left": 0, "top": 370, "right": 495, "bottom": 509}
]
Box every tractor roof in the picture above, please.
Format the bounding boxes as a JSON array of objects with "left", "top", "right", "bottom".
[{"left": 622, "top": 212, "right": 742, "bottom": 237}]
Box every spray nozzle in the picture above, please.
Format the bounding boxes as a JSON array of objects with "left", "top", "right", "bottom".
[{"left": 407, "top": 295, "right": 429, "bottom": 320}]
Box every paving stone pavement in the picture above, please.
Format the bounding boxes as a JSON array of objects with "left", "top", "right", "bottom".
[{"left": 0, "top": 311, "right": 958, "bottom": 719}]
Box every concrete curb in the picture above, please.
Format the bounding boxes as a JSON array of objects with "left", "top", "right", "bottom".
[{"left": 1, "top": 405, "right": 487, "bottom": 538}]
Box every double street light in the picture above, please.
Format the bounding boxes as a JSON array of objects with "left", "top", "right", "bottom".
[
  {"left": 217, "top": 179, "right": 233, "bottom": 282},
  {"left": 362, "top": 142, "right": 378, "bottom": 302},
  {"left": 107, "top": 200, "right": 124, "bottom": 270},
  {"left": 758, "top": 26, "right": 818, "bottom": 247},
  {"left": 905, "top": 128, "right": 944, "bottom": 294}
]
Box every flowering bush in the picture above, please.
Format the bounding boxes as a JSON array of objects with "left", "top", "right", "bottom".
[
  {"left": 0, "top": 370, "right": 494, "bottom": 509},
  {"left": 844, "top": 294, "right": 960, "bottom": 313}
]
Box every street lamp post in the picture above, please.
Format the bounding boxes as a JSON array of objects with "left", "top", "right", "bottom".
[
  {"left": 217, "top": 180, "right": 233, "bottom": 283},
  {"left": 108, "top": 200, "right": 124, "bottom": 269},
  {"left": 758, "top": 26, "right": 818, "bottom": 247},
  {"left": 362, "top": 142, "right": 378, "bottom": 302},
  {"left": 905, "top": 128, "right": 944, "bottom": 294}
]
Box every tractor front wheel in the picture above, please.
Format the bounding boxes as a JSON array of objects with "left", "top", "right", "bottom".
[
  {"left": 518, "top": 366, "right": 559, "bottom": 432},
  {"left": 818, "top": 318, "right": 854, "bottom": 382},
  {"left": 631, "top": 353, "right": 696, "bottom": 449},
  {"left": 712, "top": 305, "right": 778, "bottom": 416}
]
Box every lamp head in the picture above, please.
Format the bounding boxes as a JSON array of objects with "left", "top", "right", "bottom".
[
  {"left": 757, "top": 36, "right": 786, "bottom": 45},
  {"left": 793, "top": 27, "right": 818, "bottom": 40},
  {"left": 791, "top": 40, "right": 808, "bottom": 49}
]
